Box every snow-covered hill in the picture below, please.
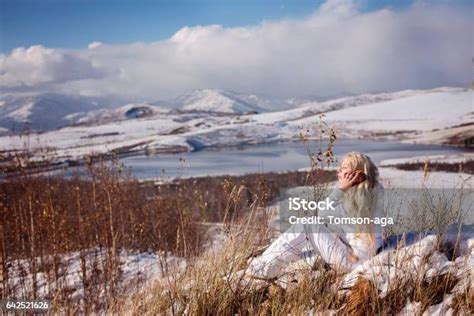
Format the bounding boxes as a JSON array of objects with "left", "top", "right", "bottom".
[
  {"left": 176, "top": 89, "right": 268, "bottom": 114},
  {"left": 0, "top": 93, "right": 112, "bottom": 132},
  {"left": 322, "top": 87, "right": 471, "bottom": 131},
  {"left": 66, "top": 103, "right": 172, "bottom": 126},
  {"left": 0, "top": 89, "right": 274, "bottom": 133},
  {"left": 296, "top": 89, "right": 433, "bottom": 113}
]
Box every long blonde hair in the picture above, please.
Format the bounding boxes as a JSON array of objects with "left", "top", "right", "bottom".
[{"left": 341, "top": 152, "right": 380, "bottom": 253}]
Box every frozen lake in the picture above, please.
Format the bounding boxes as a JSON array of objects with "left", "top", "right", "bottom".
[{"left": 119, "top": 139, "right": 468, "bottom": 179}]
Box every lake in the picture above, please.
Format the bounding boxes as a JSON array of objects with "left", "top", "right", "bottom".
[{"left": 119, "top": 139, "right": 468, "bottom": 179}]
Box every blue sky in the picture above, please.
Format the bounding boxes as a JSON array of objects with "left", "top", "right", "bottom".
[{"left": 0, "top": 0, "right": 446, "bottom": 53}]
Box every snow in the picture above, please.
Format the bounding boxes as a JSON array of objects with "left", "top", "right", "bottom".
[
  {"left": 294, "top": 88, "right": 471, "bottom": 132},
  {"left": 421, "top": 296, "right": 454, "bottom": 316},
  {"left": 179, "top": 89, "right": 267, "bottom": 113},
  {"left": 265, "top": 223, "right": 473, "bottom": 312},
  {"left": 0, "top": 114, "right": 189, "bottom": 161},
  {"left": 337, "top": 232, "right": 473, "bottom": 308},
  {"left": 327, "top": 90, "right": 470, "bottom": 130},
  {"left": 399, "top": 300, "right": 421, "bottom": 315},
  {"left": 378, "top": 167, "right": 473, "bottom": 189},
  {"left": 236, "top": 214, "right": 474, "bottom": 314},
  {"left": 298, "top": 88, "right": 432, "bottom": 111},
  {"left": 7, "top": 248, "right": 185, "bottom": 302},
  {"left": 247, "top": 88, "right": 433, "bottom": 125},
  {"left": 404, "top": 123, "right": 473, "bottom": 145},
  {"left": 0, "top": 93, "right": 110, "bottom": 131},
  {"left": 66, "top": 103, "right": 171, "bottom": 125},
  {"left": 7, "top": 101, "right": 34, "bottom": 121},
  {"left": 380, "top": 153, "right": 474, "bottom": 166},
  {"left": 0, "top": 87, "right": 471, "bottom": 165}
]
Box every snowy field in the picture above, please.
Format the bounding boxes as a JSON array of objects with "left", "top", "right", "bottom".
[
  {"left": 380, "top": 152, "right": 474, "bottom": 166},
  {"left": 7, "top": 248, "right": 185, "bottom": 307},
  {"left": 378, "top": 167, "right": 473, "bottom": 189}
]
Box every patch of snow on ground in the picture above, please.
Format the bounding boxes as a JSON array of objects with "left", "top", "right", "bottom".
[
  {"left": 380, "top": 152, "right": 474, "bottom": 166},
  {"left": 378, "top": 167, "right": 473, "bottom": 189},
  {"left": 7, "top": 248, "right": 185, "bottom": 302},
  {"left": 7, "top": 101, "right": 34, "bottom": 122},
  {"left": 338, "top": 232, "right": 473, "bottom": 312}
]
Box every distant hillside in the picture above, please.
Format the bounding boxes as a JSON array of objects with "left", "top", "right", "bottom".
[
  {"left": 66, "top": 103, "right": 171, "bottom": 126},
  {"left": 176, "top": 89, "right": 268, "bottom": 114},
  {"left": 0, "top": 93, "right": 111, "bottom": 133}
]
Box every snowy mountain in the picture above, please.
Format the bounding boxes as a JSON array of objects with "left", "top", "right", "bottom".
[
  {"left": 322, "top": 87, "right": 471, "bottom": 131},
  {"left": 0, "top": 93, "right": 112, "bottom": 133},
  {"left": 66, "top": 103, "right": 172, "bottom": 126},
  {"left": 176, "top": 89, "right": 269, "bottom": 114},
  {"left": 1, "top": 88, "right": 465, "bottom": 136},
  {"left": 296, "top": 90, "right": 421, "bottom": 112},
  {"left": 0, "top": 89, "right": 275, "bottom": 133},
  {"left": 0, "top": 87, "right": 470, "bottom": 163}
]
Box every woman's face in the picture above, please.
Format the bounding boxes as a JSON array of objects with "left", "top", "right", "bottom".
[{"left": 337, "top": 158, "right": 352, "bottom": 183}]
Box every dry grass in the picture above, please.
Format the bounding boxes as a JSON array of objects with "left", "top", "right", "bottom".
[
  {"left": 116, "top": 213, "right": 473, "bottom": 315},
  {"left": 117, "top": 205, "right": 344, "bottom": 315},
  {"left": 0, "top": 157, "right": 203, "bottom": 312},
  {"left": 0, "top": 146, "right": 335, "bottom": 312},
  {"left": 155, "top": 169, "right": 335, "bottom": 222},
  {"left": 116, "top": 199, "right": 473, "bottom": 315}
]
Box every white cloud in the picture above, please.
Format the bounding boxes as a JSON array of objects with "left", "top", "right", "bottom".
[
  {"left": 0, "top": 45, "right": 109, "bottom": 87},
  {"left": 318, "top": 0, "right": 358, "bottom": 16},
  {"left": 88, "top": 42, "right": 103, "bottom": 49},
  {"left": 0, "top": 0, "right": 471, "bottom": 101}
]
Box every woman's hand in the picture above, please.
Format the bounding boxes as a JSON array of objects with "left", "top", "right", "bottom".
[{"left": 339, "top": 171, "right": 364, "bottom": 191}]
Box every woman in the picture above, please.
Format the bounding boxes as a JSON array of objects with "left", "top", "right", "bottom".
[{"left": 247, "top": 152, "right": 385, "bottom": 278}]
